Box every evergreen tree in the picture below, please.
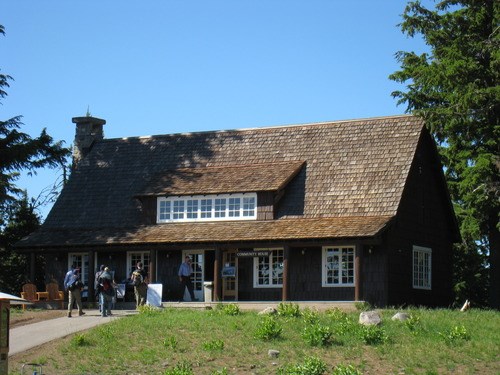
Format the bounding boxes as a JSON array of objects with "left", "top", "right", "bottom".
[
  {"left": 390, "top": 1, "right": 499, "bottom": 307},
  {"left": 0, "top": 194, "right": 43, "bottom": 294}
]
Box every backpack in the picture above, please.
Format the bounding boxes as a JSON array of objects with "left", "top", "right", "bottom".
[
  {"left": 100, "top": 277, "right": 114, "bottom": 296},
  {"left": 67, "top": 274, "right": 78, "bottom": 291},
  {"left": 131, "top": 271, "right": 143, "bottom": 286}
]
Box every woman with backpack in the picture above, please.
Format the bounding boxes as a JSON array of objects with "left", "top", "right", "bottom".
[{"left": 130, "top": 262, "right": 148, "bottom": 308}]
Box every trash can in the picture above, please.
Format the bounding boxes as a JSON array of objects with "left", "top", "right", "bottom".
[{"left": 203, "top": 281, "right": 213, "bottom": 303}]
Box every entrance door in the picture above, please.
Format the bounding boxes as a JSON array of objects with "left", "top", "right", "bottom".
[
  {"left": 182, "top": 250, "right": 204, "bottom": 301},
  {"left": 222, "top": 249, "right": 238, "bottom": 301}
]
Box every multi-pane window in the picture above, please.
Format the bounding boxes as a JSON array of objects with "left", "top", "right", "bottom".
[
  {"left": 173, "top": 201, "right": 184, "bottom": 220},
  {"left": 413, "top": 246, "right": 432, "bottom": 290},
  {"left": 157, "top": 193, "right": 257, "bottom": 222},
  {"left": 187, "top": 200, "right": 198, "bottom": 219},
  {"left": 253, "top": 248, "right": 284, "bottom": 287},
  {"left": 322, "top": 246, "right": 355, "bottom": 286},
  {"left": 215, "top": 198, "right": 226, "bottom": 218},
  {"left": 128, "top": 252, "right": 150, "bottom": 279},
  {"left": 243, "top": 197, "right": 256, "bottom": 217},
  {"left": 200, "top": 199, "right": 212, "bottom": 218},
  {"left": 159, "top": 200, "right": 171, "bottom": 221},
  {"left": 68, "top": 253, "right": 89, "bottom": 286},
  {"left": 228, "top": 198, "right": 241, "bottom": 217}
]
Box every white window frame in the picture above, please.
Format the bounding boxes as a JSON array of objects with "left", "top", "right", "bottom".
[
  {"left": 68, "top": 253, "right": 89, "bottom": 286},
  {"left": 127, "top": 251, "right": 150, "bottom": 279},
  {"left": 157, "top": 193, "right": 257, "bottom": 223},
  {"left": 322, "top": 246, "right": 355, "bottom": 287},
  {"left": 200, "top": 198, "right": 212, "bottom": 218},
  {"left": 253, "top": 248, "right": 284, "bottom": 288},
  {"left": 243, "top": 196, "right": 256, "bottom": 217},
  {"left": 413, "top": 246, "right": 432, "bottom": 290}
]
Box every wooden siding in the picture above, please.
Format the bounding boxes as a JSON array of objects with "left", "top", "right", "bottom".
[
  {"left": 361, "top": 245, "right": 388, "bottom": 307},
  {"left": 157, "top": 251, "right": 183, "bottom": 301},
  {"left": 257, "top": 192, "right": 275, "bottom": 220},
  {"left": 386, "top": 132, "right": 455, "bottom": 307}
]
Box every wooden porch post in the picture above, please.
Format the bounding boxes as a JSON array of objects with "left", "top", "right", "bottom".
[
  {"left": 282, "top": 246, "right": 290, "bottom": 301},
  {"left": 88, "top": 250, "right": 95, "bottom": 303},
  {"left": 354, "top": 245, "right": 362, "bottom": 301},
  {"left": 149, "top": 249, "right": 157, "bottom": 283},
  {"left": 29, "top": 252, "right": 36, "bottom": 283},
  {"left": 213, "top": 247, "right": 221, "bottom": 301}
]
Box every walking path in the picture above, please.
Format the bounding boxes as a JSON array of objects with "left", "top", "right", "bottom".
[{"left": 9, "top": 309, "right": 137, "bottom": 356}]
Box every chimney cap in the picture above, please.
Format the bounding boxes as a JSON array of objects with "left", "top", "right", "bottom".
[{"left": 72, "top": 116, "right": 106, "bottom": 125}]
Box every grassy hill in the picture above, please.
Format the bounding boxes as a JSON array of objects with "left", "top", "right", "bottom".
[{"left": 10, "top": 304, "right": 500, "bottom": 374}]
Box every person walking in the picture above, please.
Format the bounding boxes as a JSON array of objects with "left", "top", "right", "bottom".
[
  {"left": 178, "top": 256, "right": 197, "bottom": 301},
  {"left": 130, "top": 262, "right": 148, "bottom": 308},
  {"left": 94, "top": 264, "right": 105, "bottom": 312},
  {"left": 64, "top": 265, "right": 85, "bottom": 318},
  {"left": 98, "top": 267, "right": 115, "bottom": 317}
]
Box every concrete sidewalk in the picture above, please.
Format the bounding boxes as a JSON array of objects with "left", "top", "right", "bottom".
[{"left": 9, "top": 309, "right": 137, "bottom": 356}]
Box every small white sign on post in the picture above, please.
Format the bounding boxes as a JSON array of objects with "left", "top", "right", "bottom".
[{"left": 146, "top": 284, "right": 163, "bottom": 307}]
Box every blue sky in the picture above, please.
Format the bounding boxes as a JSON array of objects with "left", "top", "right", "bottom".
[{"left": 1, "top": 1, "right": 428, "bottom": 219}]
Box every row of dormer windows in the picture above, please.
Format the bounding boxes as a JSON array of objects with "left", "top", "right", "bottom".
[{"left": 157, "top": 193, "right": 257, "bottom": 223}]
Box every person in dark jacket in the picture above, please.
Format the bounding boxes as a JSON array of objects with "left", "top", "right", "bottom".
[{"left": 98, "top": 267, "right": 115, "bottom": 317}]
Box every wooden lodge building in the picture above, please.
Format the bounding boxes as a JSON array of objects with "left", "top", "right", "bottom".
[{"left": 16, "top": 115, "right": 460, "bottom": 307}]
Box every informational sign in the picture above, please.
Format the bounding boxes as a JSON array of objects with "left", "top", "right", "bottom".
[
  {"left": 146, "top": 284, "right": 163, "bottom": 307},
  {"left": 236, "top": 251, "right": 270, "bottom": 257},
  {"left": 221, "top": 266, "right": 236, "bottom": 278},
  {"left": 116, "top": 284, "right": 126, "bottom": 300}
]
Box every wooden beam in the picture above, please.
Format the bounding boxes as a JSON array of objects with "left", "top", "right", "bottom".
[
  {"left": 213, "top": 248, "right": 221, "bottom": 301},
  {"left": 88, "top": 250, "right": 95, "bottom": 303},
  {"left": 29, "top": 252, "right": 35, "bottom": 282},
  {"left": 149, "top": 249, "right": 157, "bottom": 283},
  {"left": 282, "top": 245, "right": 290, "bottom": 301},
  {"left": 354, "top": 244, "right": 362, "bottom": 301}
]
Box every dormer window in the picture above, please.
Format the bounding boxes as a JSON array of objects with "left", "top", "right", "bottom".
[{"left": 157, "top": 193, "right": 257, "bottom": 223}]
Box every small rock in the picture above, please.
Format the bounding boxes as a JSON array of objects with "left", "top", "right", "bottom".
[
  {"left": 391, "top": 312, "right": 410, "bottom": 322},
  {"left": 359, "top": 311, "right": 382, "bottom": 326},
  {"left": 268, "top": 349, "right": 280, "bottom": 358},
  {"left": 258, "top": 307, "right": 277, "bottom": 315}
]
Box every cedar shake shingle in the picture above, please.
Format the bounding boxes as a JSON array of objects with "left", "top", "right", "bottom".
[
  {"left": 138, "top": 161, "right": 305, "bottom": 196},
  {"left": 18, "top": 115, "right": 425, "bottom": 247},
  {"left": 17, "top": 216, "right": 392, "bottom": 247}
]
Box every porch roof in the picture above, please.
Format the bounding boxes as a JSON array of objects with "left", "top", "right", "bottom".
[
  {"left": 137, "top": 161, "right": 305, "bottom": 196},
  {"left": 17, "top": 215, "right": 393, "bottom": 248}
]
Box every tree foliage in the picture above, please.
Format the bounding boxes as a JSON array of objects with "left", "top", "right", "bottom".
[
  {"left": 390, "top": 1, "right": 499, "bottom": 307},
  {"left": 0, "top": 195, "right": 45, "bottom": 294}
]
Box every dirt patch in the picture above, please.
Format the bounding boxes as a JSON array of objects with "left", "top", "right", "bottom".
[{"left": 9, "top": 308, "right": 67, "bottom": 328}]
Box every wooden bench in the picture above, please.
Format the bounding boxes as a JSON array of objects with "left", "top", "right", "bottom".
[
  {"left": 20, "top": 283, "right": 39, "bottom": 310},
  {"left": 43, "top": 282, "right": 65, "bottom": 309}
]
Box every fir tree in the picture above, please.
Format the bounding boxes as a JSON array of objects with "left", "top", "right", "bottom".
[{"left": 390, "top": 1, "right": 499, "bottom": 307}]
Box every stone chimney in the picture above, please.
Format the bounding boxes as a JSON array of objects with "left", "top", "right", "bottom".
[{"left": 72, "top": 116, "right": 106, "bottom": 168}]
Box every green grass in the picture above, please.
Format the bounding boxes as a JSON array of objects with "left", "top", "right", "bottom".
[{"left": 9, "top": 307, "right": 500, "bottom": 374}]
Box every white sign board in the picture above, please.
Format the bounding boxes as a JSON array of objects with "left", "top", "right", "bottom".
[{"left": 146, "top": 284, "right": 163, "bottom": 307}]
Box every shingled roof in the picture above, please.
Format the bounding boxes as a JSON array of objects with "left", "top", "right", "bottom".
[
  {"left": 138, "top": 161, "right": 305, "bottom": 196},
  {"left": 18, "top": 115, "right": 425, "bottom": 248}
]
